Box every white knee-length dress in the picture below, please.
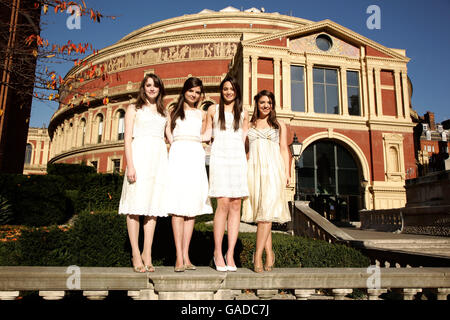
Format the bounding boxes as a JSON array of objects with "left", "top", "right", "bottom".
[
  {"left": 165, "top": 109, "right": 212, "bottom": 216},
  {"left": 118, "top": 106, "right": 168, "bottom": 216},
  {"left": 208, "top": 105, "right": 248, "bottom": 198}
]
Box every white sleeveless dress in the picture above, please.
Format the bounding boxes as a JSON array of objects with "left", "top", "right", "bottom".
[
  {"left": 165, "top": 109, "right": 212, "bottom": 216},
  {"left": 242, "top": 126, "right": 291, "bottom": 224},
  {"left": 208, "top": 105, "right": 248, "bottom": 198},
  {"left": 118, "top": 106, "right": 168, "bottom": 217}
]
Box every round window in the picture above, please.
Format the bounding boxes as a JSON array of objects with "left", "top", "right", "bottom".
[{"left": 316, "top": 34, "right": 333, "bottom": 51}]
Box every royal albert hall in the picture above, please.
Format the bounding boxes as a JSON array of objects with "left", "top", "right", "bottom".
[{"left": 46, "top": 7, "right": 417, "bottom": 220}]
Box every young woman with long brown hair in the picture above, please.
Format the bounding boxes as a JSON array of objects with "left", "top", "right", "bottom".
[
  {"left": 165, "top": 77, "right": 212, "bottom": 272},
  {"left": 118, "top": 73, "right": 168, "bottom": 273},
  {"left": 203, "top": 75, "right": 249, "bottom": 272},
  {"left": 242, "top": 90, "right": 291, "bottom": 273}
]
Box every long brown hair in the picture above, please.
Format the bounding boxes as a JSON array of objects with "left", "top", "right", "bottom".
[
  {"left": 250, "top": 90, "right": 280, "bottom": 129},
  {"left": 135, "top": 73, "right": 166, "bottom": 117},
  {"left": 170, "top": 77, "right": 204, "bottom": 132},
  {"left": 218, "top": 75, "right": 242, "bottom": 131}
]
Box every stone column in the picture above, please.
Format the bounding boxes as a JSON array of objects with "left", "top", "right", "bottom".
[
  {"left": 394, "top": 70, "right": 402, "bottom": 118},
  {"left": 273, "top": 57, "right": 281, "bottom": 111},
  {"left": 251, "top": 55, "right": 258, "bottom": 103},
  {"left": 401, "top": 70, "right": 410, "bottom": 120},
  {"left": 340, "top": 66, "right": 348, "bottom": 116},
  {"left": 366, "top": 66, "right": 376, "bottom": 117},
  {"left": 281, "top": 58, "right": 291, "bottom": 111},
  {"left": 306, "top": 62, "right": 314, "bottom": 114},
  {"left": 104, "top": 106, "right": 113, "bottom": 141},
  {"left": 374, "top": 68, "right": 382, "bottom": 116},
  {"left": 360, "top": 48, "right": 369, "bottom": 117},
  {"left": 34, "top": 137, "right": 41, "bottom": 166},
  {"left": 242, "top": 55, "right": 251, "bottom": 108}
]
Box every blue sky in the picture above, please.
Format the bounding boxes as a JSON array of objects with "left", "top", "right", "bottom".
[{"left": 30, "top": 0, "right": 450, "bottom": 128}]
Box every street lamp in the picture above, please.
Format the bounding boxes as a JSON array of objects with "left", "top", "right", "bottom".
[{"left": 289, "top": 133, "right": 303, "bottom": 200}]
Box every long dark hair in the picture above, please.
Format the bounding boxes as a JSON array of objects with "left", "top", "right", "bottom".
[
  {"left": 134, "top": 73, "right": 166, "bottom": 117},
  {"left": 218, "top": 75, "right": 243, "bottom": 131},
  {"left": 170, "top": 77, "right": 204, "bottom": 132},
  {"left": 250, "top": 90, "right": 280, "bottom": 129}
]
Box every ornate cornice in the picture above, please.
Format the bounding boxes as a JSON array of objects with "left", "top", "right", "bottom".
[
  {"left": 49, "top": 141, "right": 124, "bottom": 164},
  {"left": 118, "top": 12, "right": 312, "bottom": 42},
  {"left": 242, "top": 19, "right": 409, "bottom": 62}
]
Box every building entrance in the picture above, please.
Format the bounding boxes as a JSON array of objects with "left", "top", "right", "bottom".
[{"left": 296, "top": 140, "right": 362, "bottom": 222}]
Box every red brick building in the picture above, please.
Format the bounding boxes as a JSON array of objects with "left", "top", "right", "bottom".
[{"left": 45, "top": 7, "right": 425, "bottom": 220}]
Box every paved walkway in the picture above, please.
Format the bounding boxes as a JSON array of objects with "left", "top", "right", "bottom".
[
  {"left": 340, "top": 227, "right": 448, "bottom": 241},
  {"left": 340, "top": 226, "right": 450, "bottom": 258}
]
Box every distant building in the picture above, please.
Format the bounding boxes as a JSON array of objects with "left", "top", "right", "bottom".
[
  {"left": 413, "top": 111, "right": 450, "bottom": 175},
  {"left": 37, "top": 7, "right": 423, "bottom": 220},
  {"left": 23, "top": 126, "right": 51, "bottom": 175}
]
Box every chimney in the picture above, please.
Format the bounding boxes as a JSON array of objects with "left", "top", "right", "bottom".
[{"left": 425, "top": 111, "right": 436, "bottom": 131}]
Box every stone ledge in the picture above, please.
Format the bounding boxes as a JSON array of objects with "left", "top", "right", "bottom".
[{"left": 1, "top": 266, "right": 449, "bottom": 292}]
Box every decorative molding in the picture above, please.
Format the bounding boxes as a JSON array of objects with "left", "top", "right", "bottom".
[{"left": 243, "top": 19, "right": 409, "bottom": 62}]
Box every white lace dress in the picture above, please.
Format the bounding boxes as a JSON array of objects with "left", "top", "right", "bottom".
[
  {"left": 208, "top": 105, "right": 248, "bottom": 198},
  {"left": 118, "top": 107, "right": 168, "bottom": 216},
  {"left": 165, "top": 109, "right": 212, "bottom": 216}
]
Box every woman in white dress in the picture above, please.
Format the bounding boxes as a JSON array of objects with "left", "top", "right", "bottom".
[
  {"left": 118, "top": 73, "right": 168, "bottom": 273},
  {"left": 165, "top": 77, "right": 212, "bottom": 272},
  {"left": 203, "top": 75, "right": 249, "bottom": 272},
  {"left": 242, "top": 90, "right": 291, "bottom": 273}
]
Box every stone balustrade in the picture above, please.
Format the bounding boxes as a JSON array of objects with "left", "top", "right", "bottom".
[
  {"left": 0, "top": 266, "right": 449, "bottom": 301},
  {"left": 291, "top": 201, "right": 354, "bottom": 244}
]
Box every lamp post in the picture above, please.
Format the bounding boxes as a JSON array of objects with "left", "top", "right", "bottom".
[{"left": 289, "top": 133, "right": 303, "bottom": 201}]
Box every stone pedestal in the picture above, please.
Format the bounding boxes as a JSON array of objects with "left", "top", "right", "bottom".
[
  {"left": 83, "top": 290, "right": 109, "bottom": 300},
  {"left": 294, "top": 289, "right": 316, "bottom": 300},
  {"left": 39, "top": 291, "right": 65, "bottom": 300},
  {"left": 0, "top": 291, "right": 20, "bottom": 300},
  {"left": 331, "top": 289, "right": 352, "bottom": 300},
  {"left": 367, "top": 289, "right": 387, "bottom": 300}
]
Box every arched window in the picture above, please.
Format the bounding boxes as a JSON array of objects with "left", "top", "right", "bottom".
[
  {"left": 97, "top": 114, "right": 104, "bottom": 143},
  {"left": 24, "top": 143, "right": 32, "bottom": 164},
  {"left": 118, "top": 110, "right": 125, "bottom": 140},
  {"left": 297, "top": 140, "right": 361, "bottom": 221}
]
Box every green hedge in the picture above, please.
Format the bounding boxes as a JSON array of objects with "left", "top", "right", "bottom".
[
  {"left": 0, "top": 164, "right": 124, "bottom": 227},
  {"left": 0, "top": 211, "right": 370, "bottom": 268},
  {"left": 0, "top": 174, "right": 73, "bottom": 227}
]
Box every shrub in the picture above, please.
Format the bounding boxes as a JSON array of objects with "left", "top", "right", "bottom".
[
  {"left": 67, "top": 210, "right": 129, "bottom": 267},
  {"left": 47, "top": 163, "right": 96, "bottom": 177},
  {"left": 11, "top": 225, "right": 72, "bottom": 266},
  {"left": 0, "top": 195, "right": 13, "bottom": 225},
  {"left": 0, "top": 211, "right": 370, "bottom": 269},
  {"left": 0, "top": 174, "right": 73, "bottom": 227},
  {"left": 74, "top": 174, "right": 123, "bottom": 213}
]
